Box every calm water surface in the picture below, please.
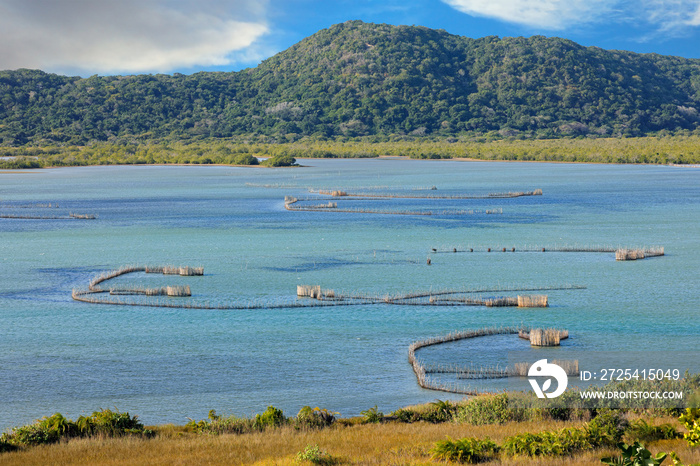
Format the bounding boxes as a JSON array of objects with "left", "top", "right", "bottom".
[{"left": 0, "top": 159, "right": 698, "bottom": 429}]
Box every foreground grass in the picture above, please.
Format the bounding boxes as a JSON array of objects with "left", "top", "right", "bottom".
[{"left": 2, "top": 415, "right": 697, "bottom": 465}]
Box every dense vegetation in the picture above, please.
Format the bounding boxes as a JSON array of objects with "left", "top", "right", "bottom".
[
  {"left": 2, "top": 21, "right": 700, "bottom": 146},
  {"left": 2, "top": 399, "right": 698, "bottom": 464},
  {"left": 1, "top": 134, "right": 698, "bottom": 169}
]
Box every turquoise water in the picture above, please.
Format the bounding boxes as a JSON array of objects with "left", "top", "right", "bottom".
[{"left": 0, "top": 159, "right": 698, "bottom": 429}]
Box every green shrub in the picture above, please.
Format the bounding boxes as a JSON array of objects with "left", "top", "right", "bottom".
[
  {"left": 187, "top": 407, "right": 286, "bottom": 435},
  {"left": 390, "top": 401, "right": 456, "bottom": 424},
  {"left": 501, "top": 411, "right": 630, "bottom": 458},
  {"left": 76, "top": 409, "right": 143, "bottom": 437},
  {"left": 601, "top": 441, "right": 668, "bottom": 466},
  {"left": 1, "top": 409, "right": 146, "bottom": 449},
  {"left": 296, "top": 406, "right": 336, "bottom": 429},
  {"left": 391, "top": 408, "right": 423, "bottom": 423},
  {"left": 0, "top": 435, "right": 17, "bottom": 453},
  {"left": 430, "top": 437, "right": 499, "bottom": 463},
  {"left": 586, "top": 410, "right": 628, "bottom": 447},
  {"left": 0, "top": 157, "right": 43, "bottom": 169},
  {"left": 625, "top": 419, "right": 679, "bottom": 442},
  {"left": 360, "top": 406, "right": 383, "bottom": 424},
  {"left": 295, "top": 444, "right": 340, "bottom": 465},
  {"left": 423, "top": 400, "right": 457, "bottom": 423},
  {"left": 502, "top": 427, "right": 592, "bottom": 457},
  {"left": 232, "top": 153, "right": 259, "bottom": 165},
  {"left": 262, "top": 154, "right": 296, "bottom": 167},
  {"left": 454, "top": 394, "right": 520, "bottom": 425},
  {"left": 679, "top": 408, "right": 700, "bottom": 446},
  {"left": 6, "top": 423, "right": 56, "bottom": 447},
  {"left": 254, "top": 406, "right": 286, "bottom": 430}
]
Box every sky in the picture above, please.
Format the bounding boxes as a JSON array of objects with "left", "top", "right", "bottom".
[{"left": 1, "top": 0, "right": 699, "bottom": 76}]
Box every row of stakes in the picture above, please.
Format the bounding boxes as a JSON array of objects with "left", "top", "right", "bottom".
[{"left": 427, "top": 247, "right": 544, "bottom": 265}]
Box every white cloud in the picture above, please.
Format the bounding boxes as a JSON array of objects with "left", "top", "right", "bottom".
[
  {"left": 646, "top": 0, "right": 700, "bottom": 28},
  {"left": 0, "top": 0, "right": 269, "bottom": 74},
  {"left": 442, "top": 0, "right": 700, "bottom": 31},
  {"left": 441, "top": 0, "right": 612, "bottom": 29},
  {"left": 689, "top": 5, "right": 700, "bottom": 25}
]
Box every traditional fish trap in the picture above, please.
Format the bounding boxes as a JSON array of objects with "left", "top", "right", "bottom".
[
  {"left": 312, "top": 202, "right": 337, "bottom": 209},
  {"left": 517, "top": 295, "right": 549, "bottom": 307},
  {"left": 297, "top": 285, "right": 322, "bottom": 298},
  {"left": 166, "top": 285, "right": 191, "bottom": 297},
  {"left": 69, "top": 212, "right": 97, "bottom": 219},
  {"left": 319, "top": 190, "right": 348, "bottom": 197},
  {"left": 513, "top": 359, "right": 579, "bottom": 376},
  {"left": 527, "top": 328, "right": 567, "bottom": 346},
  {"left": 616, "top": 249, "right": 645, "bottom": 261},
  {"left": 484, "top": 297, "right": 518, "bottom": 307},
  {"left": 162, "top": 265, "right": 180, "bottom": 275},
  {"left": 178, "top": 266, "right": 204, "bottom": 276}
]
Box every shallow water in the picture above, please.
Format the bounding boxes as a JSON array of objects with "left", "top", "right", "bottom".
[{"left": 0, "top": 159, "right": 698, "bottom": 429}]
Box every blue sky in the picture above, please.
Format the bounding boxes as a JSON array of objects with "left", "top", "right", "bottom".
[{"left": 1, "top": 0, "right": 699, "bottom": 76}]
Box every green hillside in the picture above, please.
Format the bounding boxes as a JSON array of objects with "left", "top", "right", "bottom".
[{"left": 2, "top": 20, "right": 700, "bottom": 145}]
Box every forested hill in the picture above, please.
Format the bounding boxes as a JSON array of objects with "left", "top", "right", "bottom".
[{"left": 2, "top": 20, "right": 700, "bottom": 145}]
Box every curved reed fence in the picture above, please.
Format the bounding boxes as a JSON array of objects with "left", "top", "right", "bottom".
[
  {"left": 408, "top": 327, "right": 521, "bottom": 395},
  {"left": 73, "top": 267, "right": 583, "bottom": 311},
  {"left": 408, "top": 326, "right": 578, "bottom": 394}
]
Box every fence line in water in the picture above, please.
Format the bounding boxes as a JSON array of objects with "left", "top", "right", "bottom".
[
  {"left": 307, "top": 188, "right": 543, "bottom": 199},
  {"left": 284, "top": 196, "right": 502, "bottom": 216},
  {"left": 0, "top": 213, "right": 97, "bottom": 220},
  {"left": 429, "top": 245, "right": 664, "bottom": 261},
  {"left": 73, "top": 266, "right": 583, "bottom": 311},
  {"left": 408, "top": 326, "right": 577, "bottom": 394}
]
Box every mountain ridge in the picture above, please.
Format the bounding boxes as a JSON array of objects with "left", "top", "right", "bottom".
[{"left": 1, "top": 20, "right": 700, "bottom": 145}]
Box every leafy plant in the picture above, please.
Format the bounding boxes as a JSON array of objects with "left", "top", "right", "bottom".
[
  {"left": 454, "top": 394, "right": 518, "bottom": 425},
  {"left": 0, "top": 436, "right": 17, "bottom": 453},
  {"left": 1, "top": 408, "right": 148, "bottom": 449},
  {"left": 587, "top": 410, "right": 628, "bottom": 447},
  {"left": 360, "top": 405, "right": 383, "bottom": 424},
  {"left": 668, "top": 451, "right": 684, "bottom": 466},
  {"left": 391, "top": 408, "right": 422, "bottom": 423},
  {"left": 430, "top": 437, "right": 499, "bottom": 463},
  {"left": 678, "top": 408, "right": 700, "bottom": 446},
  {"left": 295, "top": 444, "right": 340, "bottom": 465},
  {"left": 625, "top": 419, "right": 679, "bottom": 442},
  {"left": 502, "top": 427, "right": 592, "bottom": 457},
  {"left": 296, "top": 406, "right": 337, "bottom": 429},
  {"left": 254, "top": 406, "right": 286, "bottom": 430},
  {"left": 600, "top": 441, "right": 668, "bottom": 466},
  {"left": 425, "top": 399, "right": 457, "bottom": 423},
  {"left": 5, "top": 423, "right": 55, "bottom": 447},
  {"left": 262, "top": 154, "right": 297, "bottom": 167},
  {"left": 207, "top": 409, "right": 220, "bottom": 421},
  {"left": 76, "top": 408, "right": 144, "bottom": 437}
]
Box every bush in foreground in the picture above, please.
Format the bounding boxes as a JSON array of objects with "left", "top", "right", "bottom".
[
  {"left": 296, "top": 444, "right": 341, "bottom": 465},
  {"left": 296, "top": 406, "right": 337, "bottom": 429},
  {"left": 0, "top": 409, "right": 150, "bottom": 449},
  {"left": 430, "top": 437, "right": 499, "bottom": 463}
]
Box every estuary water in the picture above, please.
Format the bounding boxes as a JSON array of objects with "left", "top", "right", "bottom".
[{"left": 0, "top": 158, "right": 698, "bottom": 429}]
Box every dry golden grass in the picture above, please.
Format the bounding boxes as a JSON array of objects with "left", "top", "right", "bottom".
[{"left": 2, "top": 415, "right": 699, "bottom": 465}]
